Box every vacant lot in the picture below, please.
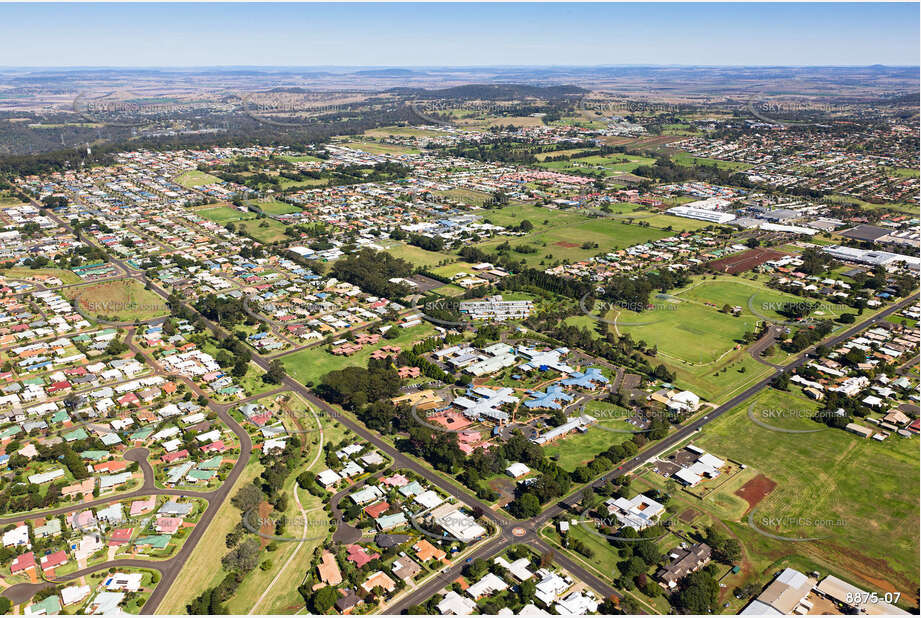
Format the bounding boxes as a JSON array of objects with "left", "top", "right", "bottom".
[
  {"left": 1, "top": 266, "right": 82, "bottom": 285},
  {"left": 236, "top": 218, "right": 289, "bottom": 244},
  {"left": 175, "top": 170, "right": 222, "bottom": 188},
  {"left": 693, "top": 388, "right": 919, "bottom": 606},
  {"left": 708, "top": 248, "right": 790, "bottom": 274},
  {"left": 536, "top": 153, "right": 656, "bottom": 177},
  {"left": 671, "top": 151, "right": 751, "bottom": 171},
  {"left": 66, "top": 279, "right": 168, "bottom": 322},
  {"left": 435, "top": 188, "right": 493, "bottom": 206},
  {"left": 383, "top": 242, "right": 454, "bottom": 269},
  {"left": 476, "top": 216, "right": 671, "bottom": 267},
  {"left": 281, "top": 322, "right": 436, "bottom": 386}
]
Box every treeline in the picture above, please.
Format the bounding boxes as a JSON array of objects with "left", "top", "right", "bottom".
[
  {"left": 188, "top": 437, "right": 303, "bottom": 614},
  {"left": 331, "top": 248, "right": 414, "bottom": 299}
]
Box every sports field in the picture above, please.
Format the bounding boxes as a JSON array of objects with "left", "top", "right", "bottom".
[
  {"left": 671, "top": 151, "right": 751, "bottom": 171},
  {"left": 615, "top": 277, "right": 817, "bottom": 366},
  {"left": 175, "top": 170, "right": 222, "bottom": 188},
  {"left": 197, "top": 205, "right": 256, "bottom": 224},
  {"left": 690, "top": 387, "right": 919, "bottom": 607},
  {"left": 434, "top": 188, "right": 493, "bottom": 206},
  {"left": 246, "top": 198, "right": 301, "bottom": 216}
]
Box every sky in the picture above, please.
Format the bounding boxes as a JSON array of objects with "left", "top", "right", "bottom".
[{"left": 0, "top": 2, "right": 917, "bottom": 67}]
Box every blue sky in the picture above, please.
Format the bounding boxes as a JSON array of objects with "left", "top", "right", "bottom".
[{"left": 0, "top": 3, "right": 917, "bottom": 67}]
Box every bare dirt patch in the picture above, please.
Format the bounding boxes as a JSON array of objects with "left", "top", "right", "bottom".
[
  {"left": 734, "top": 473, "right": 777, "bottom": 514},
  {"left": 679, "top": 508, "right": 700, "bottom": 524},
  {"left": 554, "top": 241, "right": 580, "bottom": 248},
  {"left": 708, "top": 248, "right": 790, "bottom": 275}
]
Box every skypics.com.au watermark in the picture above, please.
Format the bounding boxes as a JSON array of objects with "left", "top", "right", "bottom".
[
  {"left": 579, "top": 292, "right": 678, "bottom": 328},
  {"left": 409, "top": 402, "right": 674, "bottom": 436},
  {"left": 81, "top": 300, "right": 170, "bottom": 314},
  {"left": 747, "top": 505, "right": 846, "bottom": 542},
  {"left": 242, "top": 509, "right": 331, "bottom": 543},
  {"left": 747, "top": 403, "right": 841, "bottom": 434},
  {"left": 748, "top": 296, "right": 850, "bottom": 328},
  {"left": 745, "top": 92, "right": 851, "bottom": 127},
  {"left": 73, "top": 91, "right": 199, "bottom": 128}
]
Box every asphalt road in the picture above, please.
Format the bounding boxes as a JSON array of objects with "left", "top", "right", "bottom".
[{"left": 18, "top": 204, "right": 919, "bottom": 614}]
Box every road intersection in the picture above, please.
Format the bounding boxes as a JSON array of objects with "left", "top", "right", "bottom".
[{"left": 4, "top": 203, "right": 916, "bottom": 613}]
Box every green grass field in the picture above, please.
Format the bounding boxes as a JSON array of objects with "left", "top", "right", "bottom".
[
  {"left": 634, "top": 213, "right": 722, "bottom": 232},
  {"left": 615, "top": 277, "right": 815, "bottom": 366},
  {"left": 435, "top": 188, "right": 493, "bottom": 206},
  {"left": 475, "top": 216, "right": 671, "bottom": 267},
  {"left": 280, "top": 322, "right": 436, "bottom": 386},
  {"left": 339, "top": 139, "right": 420, "bottom": 155},
  {"left": 280, "top": 153, "right": 323, "bottom": 163},
  {"left": 236, "top": 218, "right": 290, "bottom": 244},
  {"left": 691, "top": 387, "right": 919, "bottom": 605},
  {"left": 247, "top": 198, "right": 302, "bottom": 216},
  {"left": 65, "top": 279, "right": 169, "bottom": 322},
  {"left": 535, "top": 153, "right": 656, "bottom": 177},
  {"left": 383, "top": 242, "right": 455, "bottom": 268},
  {"left": 1, "top": 266, "right": 83, "bottom": 285},
  {"left": 671, "top": 151, "right": 751, "bottom": 171},
  {"left": 825, "top": 194, "right": 919, "bottom": 216},
  {"left": 176, "top": 170, "right": 223, "bottom": 188},
  {"left": 542, "top": 415, "right": 635, "bottom": 472},
  {"left": 197, "top": 205, "right": 256, "bottom": 224}
]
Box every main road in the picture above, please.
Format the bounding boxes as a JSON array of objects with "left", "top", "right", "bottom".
[{"left": 24, "top": 203, "right": 920, "bottom": 614}]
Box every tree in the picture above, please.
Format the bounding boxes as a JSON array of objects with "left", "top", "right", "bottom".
[
  {"left": 0, "top": 596, "right": 10, "bottom": 615},
  {"left": 671, "top": 571, "right": 719, "bottom": 614},
  {"left": 310, "top": 586, "right": 339, "bottom": 613},
  {"left": 514, "top": 492, "right": 541, "bottom": 518},
  {"left": 264, "top": 359, "right": 285, "bottom": 384}
]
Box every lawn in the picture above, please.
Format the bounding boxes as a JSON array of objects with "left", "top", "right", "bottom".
[
  {"left": 363, "top": 126, "right": 442, "bottom": 138},
  {"left": 175, "top": 170, "right": 222, "bottom": 188},
  {"left": 1, "top": 266, "right": 82, "bottom": 285},
  {"left": 197, "top": 205, "right": 256, "bottom": 224},
  {"left": 691, "top": 387, "right": 920, "bottom": 607},
  {"left": 475, "top": 217, "right": 671, "bottom": 267},
  {"left": 542, "top": 418, "right": 635, "bottom": 472},
  {"left": 236, "top": 218, "right": 290, "bottom": 244},
  {"left": 281, "top": 322, "right": 437, "bottom": 386},
  {"left": 679, "top": 277, "right": 829, "bottom": 321},
  {"left": 825, "top": 194, "right": 919, "bottom": 216},
  {"left": 671, "top": 151, "right": 751, "bottom": 171},
  {"left": 383, "top": 242, "right": 455, "bottom": 269},
  {"left": 247, "top": 198, "right": 302, "bottom": 216},
  {"left": 280, "top": 153, "right": 323, "bottom": 163},
  {"left": 435, "top": 188, "right": 493, "bottom": 206},
  {"left": 65, "top": 279, "right": 169, "bottom": 322},
  {"left": 614, "top": 276, "right": 811, "bottom": 366},
  {"left": 636, "top": 213, "right": 723, "bottom": 232},
  {"left": 155, "top": 462, "right": 262, "bottom": 614},
  {"left": 535, "top": 153, "right": 656, "bottom": 177},
  {"left": 339, "top": 139, "right": 420, "bottom": 155}
]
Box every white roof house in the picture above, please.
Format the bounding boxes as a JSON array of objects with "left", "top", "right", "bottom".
[
  {"left": 505, "top": 462, "right": 531, "bottom": 478},
  {"left": 437, "top": 590, "right": 477, "bottom": 615},
  {"left": 466, "top": 572, "right": 508, "bottom": 599},
  {"left": 606, "top": 495, "right": 665, "bottom": 530}
]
